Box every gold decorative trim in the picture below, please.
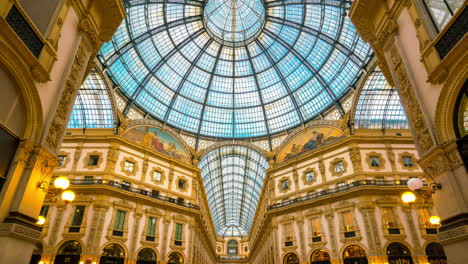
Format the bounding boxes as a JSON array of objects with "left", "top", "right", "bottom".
[
  {"left": 120, "top": 156, "right": 138, "bottom": 176},
  {"left": 278, "top": 176, "right": 291, "bottom": 194},
  {"left": 150, "top": 167, "right": 165, "bottom": 184},
  {"left": 302, "top": 168, "right": 318, "bottom": 185},
  {"left": 176, "top": 175, "right": 189, "bottom": 193},
  {"left": 83, "top": 151, "right": 103, "bottom": 170},
  {"left": 365, "top": 152, "right": 385, "bottom": 170},
  {"left": 398, "top": 152, "right": 418, "bottom": 170},
  {"left": 329, "top": 158, "right": 348, "bottom": 177}
]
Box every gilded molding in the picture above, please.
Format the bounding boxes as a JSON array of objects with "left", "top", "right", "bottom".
[
  {"left": 120, "top": 156, "right": 139, "bottom": 177},
  {"left": 329, "top": 157, "right": 348, "bottom": 177},
  {"left": 82, "top": 151, "right": 103, "bottom": 170},
  {"left": 302, "top": 168, "right": 318, "bottom": 185},
  {"left": 365, "top": 151, "right": 386, "bottom": 170},
  {"left": 398, "top": 152, "right": 418, "bottom": 170}
]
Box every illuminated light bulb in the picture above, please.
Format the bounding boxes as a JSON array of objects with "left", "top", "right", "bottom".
[
  {"left": 38, "top": 261, "right": 44, "bottom": 264},
  {"left": 429, "top": 215, "right": 441, "bottom": 225},
  {"left": 62, "top": 190, "right": 75, "bottom": 202},
  {"left": 54, "top": 177, "right": 70, "bottom": 189},
  {"left": 37, "top": 216, "right": 45, "bottom": 225},
  {"left": 79, "top": 262, "right": 84, "bottom": 264},
  {"left": 401, "top": 191, "right": 416, "bottom": 203},
  {"left": 407, "top": 178, "right": 424, "bottom": 191}
]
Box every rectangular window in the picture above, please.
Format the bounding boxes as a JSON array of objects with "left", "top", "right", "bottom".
[
  {"left": 69, "top": 206, "right": 85, "bottom": 232},
  {"left": 174, "top": 223, "right": 183, "bottom": 245},
  {"left": 88, "top": 155, "right": 99, "bottom": 166},
  {"left": 334, "top": 161, "right": 344, "bottom": 173},
  {"left": 382, "top": 207, "right": 398, "bottom": 228},
  {"left": 153, "top": 170, "right": 162, "bottom": 181},
  {"left": 177, "top": 197, "right": 184, "bottom": 204},
  {"left": 146, "top": 217, "right": 157, "bottom": 241},
  {"left": 124, "top": 161, "right": 135, "bottom": 173},
  {"left": 178, "top": 179, "right": 185, "bottom": 189},
  {"left": 39, "top": 205, "right": 50, "bottom": 217},
  {"left": 311, "top": 218, "right": 321, "bottom": 237},
  {"left": 113, "top": 210, "right": 126, "bottom": 236},
  {"left": 58, "top": 155, "right": 66, "bottom": 166},
  {"left": 402, "top": 156, "right": 413, "bottom": 167},
  {"left": 306, "top": 171, "right": 315, "bottom": 182},
  {"left": 342, "top": 211, "right": 354, "bottom": 231},
  {"left": 370, "top": 156, "right": 380, "bottom": 167},
  {"left": 281, "top": 179, "right": 289, "bottom": 190},
  {"left": 284, "top": 223, "right": 293, "bottom": 242}
]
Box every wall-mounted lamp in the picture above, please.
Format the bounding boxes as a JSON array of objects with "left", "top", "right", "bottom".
[{"left": 37, "top": 176, "right": 75, "bottom": 224}]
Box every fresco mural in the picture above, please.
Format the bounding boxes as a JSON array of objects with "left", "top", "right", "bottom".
[
  {"left": 123, "top": 126, "right": 190, "bottom": 164},
  {"left": 277, "top": 126, "right": 345, "bottom": 163}
]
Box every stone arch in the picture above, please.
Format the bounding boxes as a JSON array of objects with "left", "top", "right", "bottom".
[
  {"left": 135, "top": 246, "right": 160, "bottom": 261},
  {"left": 166, "top": 250, "right": 186, "bottom": 264},
  {"left": 198, "top": 140, "right": 269, "bottom": 161},
  {"left": 434, "top": 56, "right": 468, "bottom": 144},
  {"left": 99, "top": 241, "right": 128, "bottom": 258},
  {"left": 0, "top": 40, "right": 43, "bottom": 141},
  {"left": 383, "top": 239, "right": 416, "bottom": 257},
  {"left": 280, "top": 251, "right": 301, "bottom": 264}
]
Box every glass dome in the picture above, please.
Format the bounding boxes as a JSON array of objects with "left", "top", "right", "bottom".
[{"left": 99, "top": 0, "right": 372, "bottom": 138}]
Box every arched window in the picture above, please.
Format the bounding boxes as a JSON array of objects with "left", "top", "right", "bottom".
[
  {"left": 227, "top": 240, "right": 238, "bottom": 255},
  {"left": 387, "top": 242, "right": 414, "bottom": 264},
  {"left": 343, "top": 245, "right": 368, "bottom": 264},
  {"left": 54, "top": 240, "right": 82, "bottom": 264},
  {"left": 426, "top": 242, "right": 447, "bottom": 264},
  {"left": 29, "top": 242, "right": 43, "bottom": 264},
  {"left": 100, "top": 244, "right": 125, "bottom": 264},
  {"left": 168, "top": 252, "right": 184, "bottom": 264},
  {"left": 283, "top": 253, "right": 300, "bottom": 264},
  {"left": 455, "top": 81, "right": 468, "bottom": 170},
  {"left": 137, "top": 248, "right": 157, "bottom": 264},
  {"left": 311, "top": 249, "right": 331, "bottom": 264}
]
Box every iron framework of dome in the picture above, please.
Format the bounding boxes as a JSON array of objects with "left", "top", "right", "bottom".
[
  {"left": 98, "top": 0, "right": 372, "bottom": 139},
  {"left": 198, "top": 145, "right": 269, "bottom": 237}
]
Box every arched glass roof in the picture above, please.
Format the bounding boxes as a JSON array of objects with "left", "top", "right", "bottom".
[
  {"left": 198, "top": 145, "right": 269, "bottom": 237},
  {"left": 99, "top": 0, "right": 372, "bottom": 138},
  {"left": 354, "top": 68, "right": 408, "bottom": 130},
  {"left": 68, "top": 69, "right": 114, "bottom": 129}
]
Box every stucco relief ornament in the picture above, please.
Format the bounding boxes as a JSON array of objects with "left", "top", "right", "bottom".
[
  {"left": 387, "top": 45, "right": 434, "bottom": 153},
  {"left": 319, "top": 160, "right": 325, "bottom": 176}
]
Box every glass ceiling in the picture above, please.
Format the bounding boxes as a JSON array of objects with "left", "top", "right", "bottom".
[
  {"left": 68, "top": 69, "right": 114, "bottom": 129},
  {"left": 354, "top": 68, "right": 408, "bottom": 130},
  {"left": 198, "top": 145, "right": 268, "bottom": 237},
  {"left": 98, "top": 0, "right": 372, "bottom": 138}
]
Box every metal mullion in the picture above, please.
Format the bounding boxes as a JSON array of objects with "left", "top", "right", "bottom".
[
  {"left": 255, "top": 39, "right": 305, "bottom": 123},
  {"left": 244, "top": 46, "right": 272, "bottom": 147},
  {"left": 125, "top": 0, "right": 204, "bottom": 7},
  {"left": 195, "top": 44, "right": 224, "bottom": 149},
  {"left": 263, "top": 28, "right": 338, "bottom": 104},
  {"left": 105, "top": 15, "right": 203, "bottom": 66},
  {"left": 265, "top": 0, "right": 342, "bottom": 8},
  {"left": 123, "top": 28, "right": 205, "bottom": 115},
  {"left": 265, "top": 16, "right": 364, "bottom": 66},
  {"left": 162, "top": 38, "right": 214, "bottom": 122}
]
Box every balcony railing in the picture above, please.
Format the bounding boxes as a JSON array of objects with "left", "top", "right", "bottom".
[
  {"left": 268, "top": 180, "right": 407, "bottom": 210},
  {"left": 69, "top": 179, "right": 200, "bottom": 210}
]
